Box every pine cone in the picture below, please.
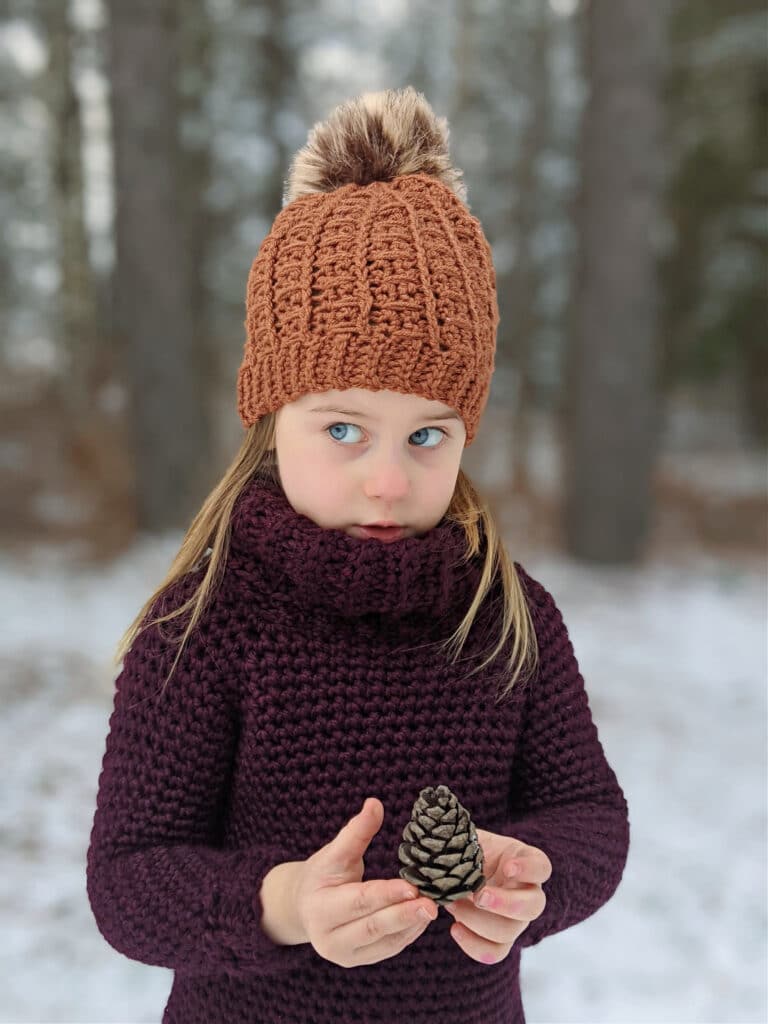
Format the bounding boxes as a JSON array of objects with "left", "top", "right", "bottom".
[{"left": 397, "top": 785, "right": 486, "bottom": 905}]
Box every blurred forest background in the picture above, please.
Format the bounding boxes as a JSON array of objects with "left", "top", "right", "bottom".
[
  {"left": 2, "top": 2, "right": 767, "bottom": 1022},
  {"left": 1, "top": 0, "right": 765, "bottom": 567}
]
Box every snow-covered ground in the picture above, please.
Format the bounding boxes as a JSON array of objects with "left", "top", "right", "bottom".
[{"left": 1, "top": 535, "right": 766, "bottom": 1024}]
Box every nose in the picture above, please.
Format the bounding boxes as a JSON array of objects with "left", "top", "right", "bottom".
[{"left": 362, "top": 457, "right": 410, "bottom": 504}]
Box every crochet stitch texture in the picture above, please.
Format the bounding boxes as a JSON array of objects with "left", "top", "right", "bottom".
[
  {"left": 236, "top": 173, "right": 500, "bottom": 447},
  {"left": 86, "top": 476, "right": 630, "bottom": 1024}
]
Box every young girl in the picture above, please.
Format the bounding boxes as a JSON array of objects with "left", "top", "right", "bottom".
[{"left": 87, "top": 86, "right": 630, "bottom": 1024}]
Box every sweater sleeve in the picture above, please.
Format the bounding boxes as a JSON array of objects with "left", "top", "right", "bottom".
[
  {"left": 86, "top": 576, "right": 315, "bottom": 978},
  {"left": 503, "top": 567, "right": 631, "bottom": 949}
]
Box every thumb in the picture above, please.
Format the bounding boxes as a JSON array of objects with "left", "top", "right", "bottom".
[{"left": 324, "top": 797, "right": 383, "bottom": 878}]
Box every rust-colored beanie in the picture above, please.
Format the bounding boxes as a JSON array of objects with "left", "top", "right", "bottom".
[{"left": 237, "top": 87, "right": 499, "bottom": 447}]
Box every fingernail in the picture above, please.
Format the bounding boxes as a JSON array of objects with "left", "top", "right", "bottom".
[
  {"left": 475, "top": 890, "right": 493, "bottom": 909},
  {"left": 417, "top": 907, "right": 432, "bottom": 923},
  {"left": 504, "top": 862, "right": 519, "bottom": 879}
]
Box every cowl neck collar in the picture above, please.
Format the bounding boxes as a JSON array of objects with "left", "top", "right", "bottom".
[{"left": 227, "top": 474, "right": 484, "bottom": 622}]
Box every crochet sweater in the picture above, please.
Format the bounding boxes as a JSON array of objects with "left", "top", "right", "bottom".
[{"left": 86, "top": 475, "right": 630, "bottom": 1024}]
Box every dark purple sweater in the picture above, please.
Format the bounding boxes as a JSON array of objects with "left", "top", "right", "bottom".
[{"left": 87, "top": 474, "right": 630, "bottom": 1024}]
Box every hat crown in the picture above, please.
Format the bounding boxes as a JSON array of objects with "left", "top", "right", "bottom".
[{"left": 237, "top": 89, "right": 498, "bottom": 447}]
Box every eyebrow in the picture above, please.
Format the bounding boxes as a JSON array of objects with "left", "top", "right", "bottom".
[{"left": 308, "top": 404, "right": 462, "bottom": 422}]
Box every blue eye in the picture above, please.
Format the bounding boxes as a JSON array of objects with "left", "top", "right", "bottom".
[
  {"left": 409, "top": 427, "right": 445, "bottom": 448},
  {"left": 325, "top": 423, "right": 446, "bottom": 448},
  {"left": 327, "top": 423, "right": 363, "bottom": 443}
]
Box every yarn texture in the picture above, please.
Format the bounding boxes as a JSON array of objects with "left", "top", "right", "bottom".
[
  {"left": 86, "top": 476, "right": 630, "bottom": 1024},
  {"left": 236, "top": 172, "right": 499, "bottom": 447}
]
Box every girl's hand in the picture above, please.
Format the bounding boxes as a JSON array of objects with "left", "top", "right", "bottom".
[
  {"left": 443, "top": 827, "right": 552, "bottom": 965},
  {"left": 292, "top": 797, "right": 438, "bottom": 968}
]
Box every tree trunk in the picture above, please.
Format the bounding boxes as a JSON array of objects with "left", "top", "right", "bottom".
[
  {"left": 41, "top": 0, "right": 133, "bottom": 553},
  {"left": 508, "top": 3, "right": 550, "bottom": 497},
  {"left": 178, "top": 0, "right": 220, "bottom": 486},
  {"left": 107, "top": 0, "right": 212, "bottom": 530},
  {"left": 562, "top": 0, "right": 667, "bottom": 563},
  {"left": 261, "top": 0, "right": 297, "bottom": 216}
]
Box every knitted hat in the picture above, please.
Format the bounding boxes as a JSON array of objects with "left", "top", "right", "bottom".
[{"left": 236, "top": 86, "right": 499, "bottom": 447}]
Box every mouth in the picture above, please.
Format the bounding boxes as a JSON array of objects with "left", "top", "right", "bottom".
[{"left": 353, "top": 524, "right": 407, "bottom": 543}]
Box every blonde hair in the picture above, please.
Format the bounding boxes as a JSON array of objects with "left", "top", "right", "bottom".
[{"left": 114, "top": 415, "right": 539, "bottom": 705}]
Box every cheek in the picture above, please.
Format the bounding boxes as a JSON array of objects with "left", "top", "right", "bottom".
[
  {"left": 278, "top": 447, "right": 343, "bottom": 511},
  {"left": 433, "top": 457, "right": 461, "bottom": 494}
]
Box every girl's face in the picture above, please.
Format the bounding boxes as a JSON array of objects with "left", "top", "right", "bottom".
[{"left": 273, "top": 387, "right": 467, "bottom": 539}]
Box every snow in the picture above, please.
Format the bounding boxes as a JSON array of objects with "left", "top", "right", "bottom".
[{"left": 1, "top": 537, "right": 766, "bottom": 1023}]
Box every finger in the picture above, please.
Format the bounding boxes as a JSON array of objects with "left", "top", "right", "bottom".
[
  {"left": 447, "top": 916, "right": 528, "bottom": 965},
  {"left": 470, "top": 883, "right": 546, "bottom": 922},
  {"left": 337, "top": 880, "right": 437, "bottom": 941},
  {"left": 444, "top": 901, "right": 536, "bottom": 946},
  {"left": 342, "top": 913, "right": 432, "bottom": 968},
  {"left": 335, "top": 888, "right": 437, "bottom": 953},
  {"left": 322, "top": 797, "right": 384, "bottom": 878},
  {"left": 502, "top": 846, "right": 552, "bottom": 885}
]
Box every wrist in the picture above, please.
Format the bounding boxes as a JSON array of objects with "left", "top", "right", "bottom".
[{"left": 259, "top": 860, "right": 307, "bottom": 946}]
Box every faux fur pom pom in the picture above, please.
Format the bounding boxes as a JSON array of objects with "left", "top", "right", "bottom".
[{"left": 283, "top": 86, "right": 467, "bottom": 207}]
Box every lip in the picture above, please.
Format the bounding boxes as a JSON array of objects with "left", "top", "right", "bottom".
[{"left": 354, "top": 525, "right": 407, "bottom": 543}]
